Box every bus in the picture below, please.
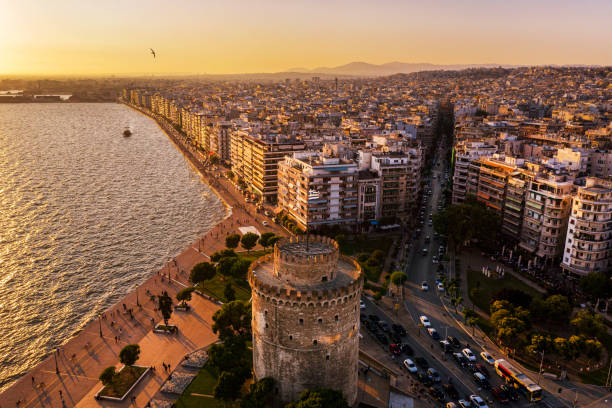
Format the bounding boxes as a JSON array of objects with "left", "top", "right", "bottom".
[{"left": 494, "top": 359, "right": 542, "bottom": 402}]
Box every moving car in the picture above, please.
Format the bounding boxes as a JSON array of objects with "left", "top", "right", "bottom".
[
  {"left": 458, "top": 400, "right": 472, "bottom": 408},
  {"left": 500, "top": 384, "right": 519, "bottom": 401},
  {"left": 419, "top": 316, "right": 431, "bottom": 327},
  {"left": 447, "top": 336, "right": 461, "bottom": 348},
  {"left": 427, "top": 367, "right": 441, "bottom": 382},
  {"left": 360, "top": 300, "right": 366, "bottom": 309},
  {"left": 377, "top": 320, "right": 391, "bottom": 332},
  {"left": 389, "top": 343, "right": 401, "bottom": 356},
  {"left": 392, "top": 323, "right": 406, "bottom": 336},
  {"left": 491, "top": 386, "right": 510, "bottom": 404},
  {"left": 474, "top": 363, "right": 489, "bottom": 377},
  {"left": 480, "top": 351, "right": 495, "bottom": 365},
  {"left": 400, "top": 343, "right": 414, "bottom": 355},
  {"left": 439, "top": 339, "right": 452, "bottom": 352},
  {"left": 428, "top": 387, "right": 445, "bottom": 402},
  {"left": 462, "top": 348, "right": 476, "bottom": 362},
  {"left": 427, "top": 328, "right": 440, "bottom": 340},
  {"left": 403, "top": 358, "right": 418, "bottom": 373},
  {"left": 469, "top": 395, "right": 488, "bottom": 408},
  {"left": 421, "top": 281, "right": 429, "bottom": 291},
  {"left": 432, "top": 256, "right": 438, "bottom": 264},
  {"left": 417, "top": 371, "right": 433, "bottom": 386},
  {"left": 437, "top": 282, "right": 444, "bottom": 291},
  {"left": 452, "top": 352, "right": 469, "bottom": 367},
  {"left": 473, "top": 372, "right": 490, "bottom": 389}
]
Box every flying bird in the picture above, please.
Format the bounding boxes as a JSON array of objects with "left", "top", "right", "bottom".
[{"left": 149, "top": 48, "right": 156, "bottom": 59}]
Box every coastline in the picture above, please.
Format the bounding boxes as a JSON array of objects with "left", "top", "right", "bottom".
[{"left": 0, "top": 99, "right": 285, "bottom": 407}]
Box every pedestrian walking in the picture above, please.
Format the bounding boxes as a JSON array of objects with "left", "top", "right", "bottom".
[{"left": 31, "top": 376, "right": 35, "bottom": 385}]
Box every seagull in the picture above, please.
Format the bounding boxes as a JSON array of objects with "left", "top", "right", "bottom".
[{"left": 149, "top": 48, "right": 156, "bottom": 59}]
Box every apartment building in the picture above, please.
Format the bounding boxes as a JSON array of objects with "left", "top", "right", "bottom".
[
  {"left": 452, "top": 141, "right": 497, "bottom": 203},
  {"left": 209, "top": 121, "right": 232, "bottom": 163},
  {"left": 519, "top": 174, "right": 574, "bottom": 260},
  {"left": 230, "top": 131, "right": 306, "bottom": 202},
  {"left": 277, "top": 153, "right": 359, "bottom": 231},
  {"left": 561, "top": 178, "right": 612, "bottom": 275}
]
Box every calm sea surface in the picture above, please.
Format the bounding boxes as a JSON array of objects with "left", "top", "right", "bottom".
[{"left": 0, "top": 103, "right": 225, "bottom": 391}]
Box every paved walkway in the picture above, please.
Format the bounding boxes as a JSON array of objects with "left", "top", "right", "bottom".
[{"left": 0, "top": 104, "right": 287, "bottom": 407}]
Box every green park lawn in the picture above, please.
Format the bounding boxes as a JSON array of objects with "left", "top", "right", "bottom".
[
  {"left": 174, "top": 364, "right": 242, "bottom": 408},
  {"left": 99, "top": 365, "right": 147, "bottom": 398},
  {"left": 467, "top": 268, "right": 543, "bottom": 314},
  {"left": 198, "top": 274, "right": 251, "bottom": 303}
]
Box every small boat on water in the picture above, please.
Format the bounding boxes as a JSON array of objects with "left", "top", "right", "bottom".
[{"left": 123, "top": 127, "right": 132, "bottom": 137}]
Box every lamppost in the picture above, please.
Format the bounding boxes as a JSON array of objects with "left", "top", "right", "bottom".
[
  {"left": 537, "top": 350, "right": 545, "bottom": 385},
  {"left": 98, "top": 314, "right": 103, "bottom": 337},
  {"left": 136, "top": 288, "right": 140, "bottom": 307},
  {"left": 54, "top": 348, "right": 59, "bottom": 374}
]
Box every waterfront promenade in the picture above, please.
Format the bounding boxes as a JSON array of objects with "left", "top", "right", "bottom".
[{"left": 0, "top": 103, "right": 286, "bottom": 407}]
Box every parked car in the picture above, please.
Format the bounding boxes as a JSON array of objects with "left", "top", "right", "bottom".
[
  {"left": 447, "top": 336, "right": 461, "bottom": 348},
  {"left": 462, "top": 348, "right": 476, "bottom": 362},
  {"left": 437, "top": 282, "right": 444, "bottom": 291},
  {"left": 392, "top": 323, "right": 406, "bottom": 336},
  {"left": 469, "top": 395, "right": 488, "bottom": 408},
  {"left": 491, "top": 386, "right": 510, "bottom": 404},
  {"left": 420, "top": 315, "right": 431, "bottom": 327},
  {"left": 417, "top": 371, "right": 433, "bottom": 386},
  {"left": 415, "top": 357, "right": 428, "bottom": 368},
  {"left": 480, "top": 351, "right": 495, "bottom": 365},
  {"left": 377, "top": 320, "right": 391, "bottom": 332},
  {"left": 427, "top": 367, "right": 441, "bottom": 383},
  {"left": 389, "top": 343, "right": 402, "bottom": 355},
  {"left": 427, "top": 328, "right": 441, "bottom": 340},
  {"left": 400, "top": 343, "right": 414, "bottom": 355},
  {"left": 422, "top": 248, "right": 428, "bottom": 256},
  {"left": 403, "top": 358, "right": 418, "bottom": 373},
  {"left": 428, "top": 387, "right": 445, "bottom": 402},
  {"left": 443, "top": 383, "right": 459, "bottom": 399},
  {"left": 458, "top": 400, "right": 472, "bottom": 408},
  {"left": 360, "top": 300, "right": 366, "bottom": 309}
]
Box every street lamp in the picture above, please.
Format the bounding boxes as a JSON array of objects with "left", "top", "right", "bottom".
[
  {"left": 537, "top": 350, "right": 545, "bottom": 385},
  {"left": 98, "top": 314, "right": 103, "bottom": 337},
  {"left": 136, "top": 288, "right": 140, "bottom": 307}
]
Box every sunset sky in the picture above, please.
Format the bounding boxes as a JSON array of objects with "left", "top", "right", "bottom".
[{"left": 1, "top": 0, "right": 611, "bottom": 76}]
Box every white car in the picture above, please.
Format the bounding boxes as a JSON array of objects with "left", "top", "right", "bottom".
[
  {"left": 462, "top": 348, "right": 476, "bottom": 362},
  {"left": 469, "top": 395, "right": 488, "bottom": 408},
  {"left": 419, "top": 315, "right": 431, "bottom": 327},
  {"left": 421, "top": 281, "right": 429, "bottom": 291},
  {"left": 262, "top": 220, "right": 268, "bottom": 226},
  {"left": 427, "top": 328, "right": 439, "bottom": 339},
  {"left": 432, "top": 256, "right": 438, "bottom": 264},
  {"left": 403, "top": 358, "right": 417, "bottom": 373},
  {"left": 480, "top": 351, "right": 495, "bottom": 365},
  {"left": 360, "top": 300, "right": 366, "bottom": 310},
  {"left": 457, "top": 400, "right": 472, "bottom": 408},
  {"left": 437, "top": 282, "right": 444, "bottom": 292}
]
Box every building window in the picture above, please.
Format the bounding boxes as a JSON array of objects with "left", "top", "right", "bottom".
[
  {"left": 318, "top": 318, "right": 323, "bottom": 324},
  {"left": 321, "top": 276, "right": 327, "bottom": 282},
  {"left": 313, "top": 340, "right": 317, "bottom": 345},
  {"left": 299, "top": 318, "right": 303, "bottom": 325},
  {"left": 326, "top": 355, "right": 330, "bottom": 361},
  {"left": 265, "top": 323, "right": 268, "bottom": 328},
  {"left": 335, "top": 315, "right": 338, "bottom": 322},
  {"left": 289, "top": 335, "right": 293, "bottom": 340}
]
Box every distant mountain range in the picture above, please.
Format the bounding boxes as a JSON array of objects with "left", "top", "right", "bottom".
[{"left": 286, "top": 61, "right": 518, "bottom": 77}]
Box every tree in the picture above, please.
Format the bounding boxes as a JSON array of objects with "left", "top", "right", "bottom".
[
  {"left": 217, "top": 256, "right": 238, "bottom": 276},
  {"left": 212, "top": 300, "right": 252, "bottom": 341},
  {"left": 571, "top": 309, "right": 606, "bottom": 337},
  {"left": 119, "top": 344, "right": 140, "bottom": 366},
  {"left": 526, "top": 334, "right": 553, "bottom": 355},
  {"left": 158, "top": 291, "right": 173, "bottom": 326},
  {"left": 467, "top": 316, "right": 479, "bottom": 336},
  {"left": 208, "top": 336, "right": 252, "bottom": 375},
  {"left": 544, "top": 295, "right": 571, "bottom": 320},
  {"left": 579, "top": 272, "right": 612, "bottom": 302},
  {"left": 99, "top": 366, "right": 117, "bottom": 386},
  {"left": 241, "top": 233, "right": 259, "bottom": 253},
  {"left": 211, "top": 249, "right": 237, "bottom": 262},
  {"left": 241, "top": 377, "right": 275, "bottom": 408},
  {"left": 285, "top": 389, "right": 349, "bottom": 408},
  {"left": 259, "top": 232, "right": 277, "bottom": 250},
  {"left": 224, "top": 283, "right": 236, "bottom": 302},
  {"left": 492, "top": 288, "right": 532, "bottom": 309},
  {"left": 490, "top": 301, "right": 530, "bottom": 346},
  {"left": 554, "top": 337, "right": 571, "bottom": 359},
  {"left": 214, "top": 371, "right": 245, "bottom": 405},
  {"left": 190, "top": 262, "right": 216, "bottom": 284},
  {"left": 230, "top": 258, "right": 252, "bottom": 279},
  {"left": 584, "top": 339, "right": 603, "bottom": 360},
  {"left": 370, "top": 250, "right": 385, "bottom": 264},
  {"left": 451, "top": 296, "right": 464, "bottom": 313},
  {"left": 176, "top": 287, "right": 195, "bottom": 308},
  {"left": 226, "top": 234, "right": 241, "bottom": 249}
]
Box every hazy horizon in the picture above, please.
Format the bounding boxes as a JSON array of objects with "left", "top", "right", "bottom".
[{"left": 1, "top": 0, "right": 611, "bottom": 76}]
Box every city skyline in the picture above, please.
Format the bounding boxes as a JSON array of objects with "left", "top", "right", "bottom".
[{"left": 1, "top": 0, "right": 612, "bottom": 76}]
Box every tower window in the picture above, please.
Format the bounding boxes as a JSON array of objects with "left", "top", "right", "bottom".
[
  {"left": 321, "top": 276, "right": 328, "bottom": 282},
  {"left": 299, "top": 318, "right": 303, "bottom": 325},
  {"left": 289, "top": 335, "right": 293, "bottom": 340},
  {"left": 335, "top": 315, "right": 338, "bottom": 322},
  {"left": 264, "top": 310, "right": 268, "bottom": 316},
  {"left": 265, "top": 323, "right": 268, "bottom": 328},
  {"left": 313, "top": 340, "right": 317, "bottom": 345},
  {"left": 318, "top": 318, "right": 323, "bottom": 324},
  {"left": 326, "top": 355, "right": 330, "bottom": 361}
]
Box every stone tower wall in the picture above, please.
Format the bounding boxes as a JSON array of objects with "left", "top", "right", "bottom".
[
  {"left": 249, "top": 252, "right": 362, "bottom": 405},
  {"left": 273, "top": 235, "right": 340, "bottom": 285}
]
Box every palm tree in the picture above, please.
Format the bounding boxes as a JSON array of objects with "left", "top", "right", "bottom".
[{"left": 451, "top": 296, "right": 463, "bottom": 313}]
